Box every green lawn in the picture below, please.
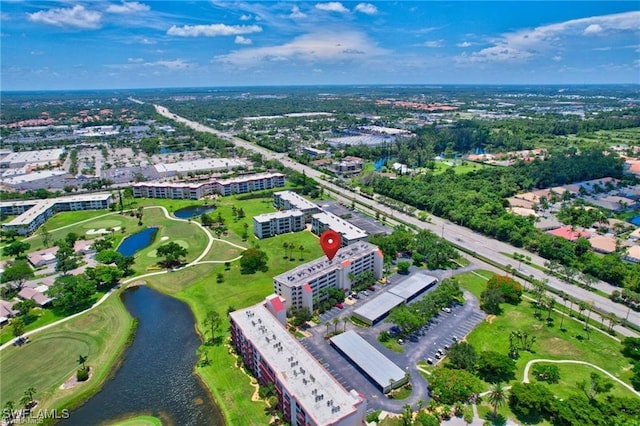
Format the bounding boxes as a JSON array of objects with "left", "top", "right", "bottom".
[
  {"left": 426, "top": 160, "right": 493, "bottom": 176},
  {"left": 0, "top": 307, "right": 65, "bottom": 345},
  {"left": 107, "top": 415, "right": 163, "bottom": 426},
  {"left": 450, "top": 269, "right": 637, "bottom": 424},
  {"left": 128, "top": 207, "right": 209, "bottom": 274},
  {"left": 0, "top": 293, "right": 133, "bottom": 412}
]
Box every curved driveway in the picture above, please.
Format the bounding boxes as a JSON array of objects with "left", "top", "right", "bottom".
[{"left": 152, "top": 104, "right": 640, "bottom": 331}]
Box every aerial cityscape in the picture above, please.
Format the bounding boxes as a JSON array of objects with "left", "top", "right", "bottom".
[{"left": 1, "top": 2, "right": 640, "bottom": 426}]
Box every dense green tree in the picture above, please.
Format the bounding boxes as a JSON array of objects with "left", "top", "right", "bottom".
[
  {"left": 554, "top": 395, "right": 606, "bottom": 426},
  {"left": 289, "top": 307, "right": 313, "bottom": 327},
  {"left": 428, "top": 368, "right": 483, "bottom": 404},
  {"left": 54, "top": 240, "right": 79, "bottom": 275},
  {"left": 203, "top": 310, "right": 221, "bottom": 343},
  {"left": 621, "top": 337, "right": 640, "bottom": 361},
  {"left": 476, "top": 351, "right": 516, "bottom": 383},
  {"left": 486, "top": 275, "right": 522, "bottom": 304},
  {"left": 446, "top": 342, "right": 477, "bottom": 371},
  {"left": 156, "top": 242, "right": 188, "bottom": 268},
  {"left": 239, "top": 248, "right": 269, "bottom": 274},
  {"left": 84, "top": 265, "right": 123, "bottom": 291},
  {"left": 508, "top": 382, "right": 554, "bottom": 420},
  {"left": 47, "top": 274, "right": 96, "bottom": 313},
  {"left": 480, "top": 286, "right": 503, "bottom": 315},
  {"left": 532, "top": 364, "right": 560, "bottom": 384},
  {"left": 0, "top": 259, "right": 34, "bottom": 290},
  {"left": 2, "top": 241, "right": 30, "bottom": 258},
  {"left": 487, "top": 382, "right": 507, "bottom": 417}
]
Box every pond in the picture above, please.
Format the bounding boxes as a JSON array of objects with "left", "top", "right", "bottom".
[
  {"left": 173, "top": 206, "right": 216, "bottom": 220},
  {"left": 629, "top": 215, "right": 640, "bottom": 226},
  {"left": 62, "top": 285, "right": 224, "bottom": 426},
  {"left": 117, "top": 227, "right": 158, "bottom": 257}
]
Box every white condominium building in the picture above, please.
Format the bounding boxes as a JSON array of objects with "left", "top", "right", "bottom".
[
  {"left": 253, "top": 210, "right": 305, "bottom": 239},
  {"left": 132, "top": 172, "right": 285, "bottom": 199},
  {"left": 273, "top": 241, "right": 383, "bottom": 311},
  {"left": 1, "top": 193, "right": 113, "bottom": 235},
  {"left": 311, "top": 211, "right": 367, "bottom": 247},
  {"left": 229, "top": 296, "right": 366, "bottom": 426}
]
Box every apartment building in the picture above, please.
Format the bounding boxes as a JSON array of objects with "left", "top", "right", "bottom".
[
  {"left": 229, "top": 296, "right": 366, "bottom": 426},
  {"left": 273, "top": 241, "right": 383, "bottom": 311},
  {"left": 253, "top": 210, "right": 305, "bottom": 239},
  {"left": 132, "top": 172, "right": 285, "bottom": 199},
  {"left": 273, "top": 190, "right": 321, "bottom": 219},
  {"left": 1, "top": 193, "right": 113, "bottom": 235},
  {"left": 311, "top": 211, "right": 367, "bottom": 247}
]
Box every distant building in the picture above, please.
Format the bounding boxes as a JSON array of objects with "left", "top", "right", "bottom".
[
  {"left": 132, "top": 173, "right": 285, "bottom": 199},
  {"left": 624, "top": 245, "right": 640, "bottom": 263},
  {"left": 254, "top": 210, "right": 305, "bottom": 239},
  {"left": 0, "top": 148, "right": 64, "bottom": 168},
  {"left": 229, "top": 296, "right": 366, "bottom": 426},
  {"left": 328, "top": 157, "right": 364, "bottom": 177},
  {"left": 1, "top": 193, "right": 113, "bottom": 236},
  {"left": 273, "top": 241, "right": 383, "bottom": 311},
  {"left": 311, "top": 211, "right": 367, "bottom": 246},
  {"left": 154, "top": 158, "right": 247, "bottom": 177},
  {"left": 548, "top": 225, "right": 591, "bottom": 242},
  {"left": 302, "top": 147, "right": 328, "bottom": 158}
]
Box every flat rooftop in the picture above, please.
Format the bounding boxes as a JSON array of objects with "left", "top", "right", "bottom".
[
  {"left": 388, "top": 274, "right": 438, "bottom": 301},
  {"left": 1, "top": 148, "right": 63, "bottom": 165},
  {"left": 154, "top": 158, "right": 246, "bottom": 174},
  {"left": 330, "top": 330, "right": 406, "bottom": 389},
  {"left": 254, "top": 209, "right": 304, "bottom": 222},
  {"left": 312, "top": 211, "right": 367, "bottom": 241},
  {"left": 275, "top": 190, "right": 319, "bottom": 211},
  {"left": 353, "top": 292, "right": 404, "bottom": 323},
  {"left": 273, "top": 241, "right": 380, "bottom": 288},
  {"left": 2, "top": 193, "right": 112, "bottom": 227},
  {"left": 231, "top": 303, "right": 361, "bottom": 425}
]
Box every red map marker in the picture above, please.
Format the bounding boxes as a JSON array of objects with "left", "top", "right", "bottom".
[{"left": 320, "top": 229, "right": 341, "bottom": 261}]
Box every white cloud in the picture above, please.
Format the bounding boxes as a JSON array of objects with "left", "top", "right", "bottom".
[
  {"left": 27, "top": 5, "right": 102, "bottom": 29},
  {"left": 108, "top": 58, "right": 192, "bottom": 70},
  {"left": 167, "top": 23, "right": 262, "bottom": 37},
  {"left": 290, "top": 6, "right": 307, "bottom": 19},
  {"left": 423, "top": 40, "right": 443, "bottom": 48},
  {"left": 552, "top": 55, "right": 563, "bottom": 61},
  {"left": 584, "top": 24, "right": 603, "bottom": 35},
  {"left": 214, "top": 31, "right": 387, "bottom": 67},
  {"left": 355, "top": 3, "right": 377, "bottom": 15},
  {"left": 30, "top": 50, "right": 44, "bottom": 55},
  {"left": 464, "top": 11, "right": 640, "bottom": 63},
  {"left": 240, "top": 14, "right": 251, "bottom": 21},
  {"left": 315, "top": 2, "right": 349, "bottom": 14},
  {"left": 457, "top": 41, "right": 472, "bottom": 48},
  {"left": 106, "top": 2, "right": 150, "bottom": 14},
  {"left": 235, "top": 35, "right": 252, "bottom": 45}
]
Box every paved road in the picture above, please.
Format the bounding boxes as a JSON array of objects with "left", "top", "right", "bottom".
[{"left": 152, "top": 103, "right": 640, "bottom": 330}]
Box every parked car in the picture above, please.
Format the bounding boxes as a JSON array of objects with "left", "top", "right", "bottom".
[
  {"left": 434, "top": 353, "right": 442, "bottom": 359},
  {"left": 368, "top": 286, "right": 376, "bottom": 291},
  {"left": 335, "top": 303, "right": 344, "bottom": 309},
  {"left": 452, "top": 335, "right": 458, "bottom": 342},
  {"left": 444, "top": 344, "right": 450, "bottom": 350},
  {"left": 426, "top": 358, "right": 434, "bottom": 364},
  {"left": 397, "top": 339, "right": 404, "bottom": 345},
  {"left": 442, "top": 307, "right": 452, "bottom": 313}
]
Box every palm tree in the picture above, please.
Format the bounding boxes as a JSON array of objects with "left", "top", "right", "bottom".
[
  {"left": 299, "top": 245, "right": 304, "bottom": 260},
  {"left": 332, "top": 317, "right": 340, "bottom": 334},
  {"left": 342, "top": 317, "right": 348, "bottom": 332},
  {"left": 607, "top": 312, "right": 618, "bottom": 333},
  {"left": 559, "top": 292, "right": 568, "bottom": 330},
  {"left": 324, "top": 322, "right": 330, "bottom": 337},
  {"left": 77, "top": 354, "right": 88, "bottom": 369},
  {"left": 545, "top": 296, "right": 555, "bottom": 321},
  {"left": 487, "top": 382, "right": 506, "bottom": 417},
  {"left": 578, "top": 301, "right": 588, "bottom": 322},
  {"left": 282, "top": 242, "right": 289, "bottom": 259}
]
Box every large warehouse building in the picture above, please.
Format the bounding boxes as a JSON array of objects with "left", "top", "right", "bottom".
[{"left": 330, "top": 330, "right": 408, "bottom": 393}]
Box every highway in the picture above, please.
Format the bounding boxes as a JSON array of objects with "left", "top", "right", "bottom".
[{"left": 153, "top": 104, "right": 640, "bottom": 331}]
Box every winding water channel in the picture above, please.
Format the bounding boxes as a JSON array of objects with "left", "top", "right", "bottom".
[{"left": 62, "top": 286, "right": 224, "bottom": 426}]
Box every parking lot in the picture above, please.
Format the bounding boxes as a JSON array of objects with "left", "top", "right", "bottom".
[{"left": 301, "top": 271, "right": 486, "bottom": 412}]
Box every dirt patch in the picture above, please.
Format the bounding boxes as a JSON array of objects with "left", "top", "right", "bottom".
[
  {"left": 543, "top": 337, "right": 579, "bottom": 357},
  {"left": 485, "top": 315, "right": 496, "bottom": 323}
]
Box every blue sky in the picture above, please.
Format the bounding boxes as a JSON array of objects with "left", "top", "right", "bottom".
[{"left": 1, "top": 1, "right": 638, "bottom": 90}]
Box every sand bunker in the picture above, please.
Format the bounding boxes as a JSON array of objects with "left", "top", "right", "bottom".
[{"left": 86, "top": 226, "right": 121, "bottom": 235}]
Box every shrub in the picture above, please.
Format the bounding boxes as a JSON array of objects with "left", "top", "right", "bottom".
[
  {"left": 532, "top": 364, "right": 560, "bottom": 384},
  {"left": 76, "top": 366, "right": 90, "bottom": 382}
]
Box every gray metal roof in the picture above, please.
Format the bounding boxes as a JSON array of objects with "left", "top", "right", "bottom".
[
  {"left": 388, "top": 274, "right": 438, "bottom": 301},
  {"left": 352, "top": 292, "right": 404, "bottom": 323},
  {"left": 330, "top": 330, "right": 406, "bottom": 388}
]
